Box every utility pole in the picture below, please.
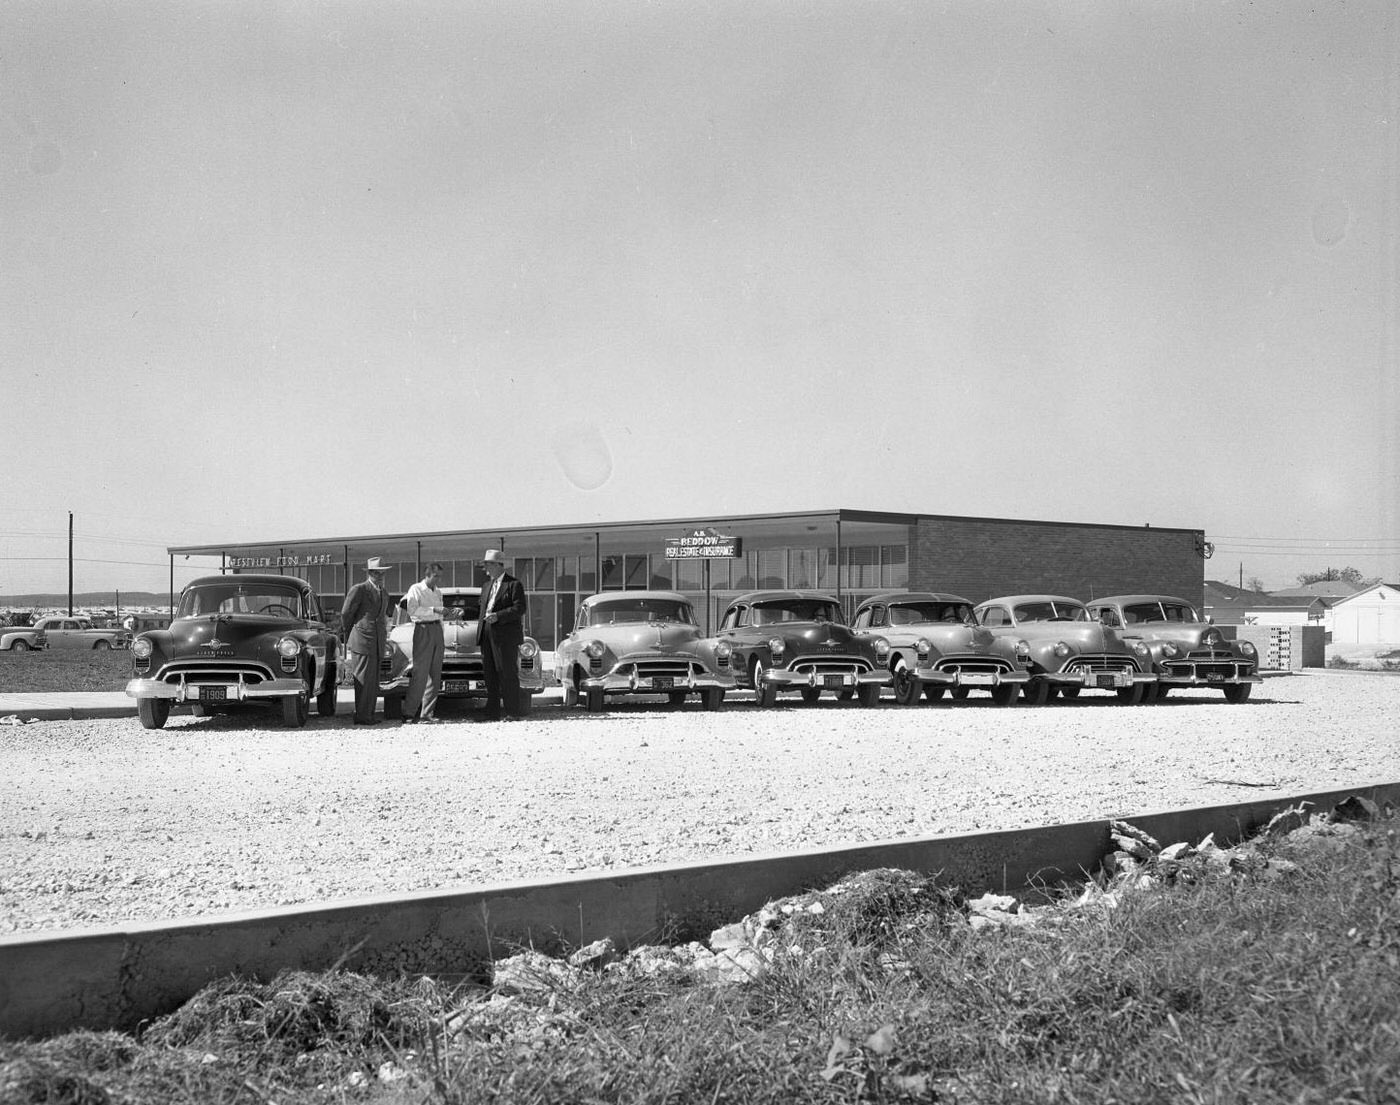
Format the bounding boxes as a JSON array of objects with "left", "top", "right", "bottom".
[
  {"left": 68, "top": 511, "right": 74, "bottom": 616},
  {"left": 1239, "top": 562, "right": 1243, "bottom": 589}
]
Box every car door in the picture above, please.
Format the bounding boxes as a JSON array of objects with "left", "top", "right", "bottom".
[{"left": 50, "top": 620, "right": 82, "bottom": 648}]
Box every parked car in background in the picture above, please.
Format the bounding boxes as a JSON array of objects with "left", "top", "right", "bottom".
[
  {"left": 1086, "top": 594, "right": 1261, "bottom": 703},
  {"left": 23, "top": 616, "right": 130, "bottom": 650},
  {"left": 381, "top": 586, "right": 545, "bottom": 714},
  {"left": 716, "top": 590, "right": 892, "bottom": 707},
  {"left": 125, "top": 574, "right": 341, "bottom": 729},
  {"left": 0, "top": 622, "right": 48, "bottom": 651},
  {"left": 555, "top": 591, "right": 735, "bottom": 711},
  {"left": 973, "top": 594, "right": 1157, "bottom": 705},
  {"left": 851, "top": 592, "right": 1030, "bottom": 706}
]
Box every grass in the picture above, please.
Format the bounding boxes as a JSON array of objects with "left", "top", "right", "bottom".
[
  {"left": 3, "top": 813, "right": 1398, "bottom": 1104},
  {"left": 0, "top": 649, "right": 131, "bottom": 694}
]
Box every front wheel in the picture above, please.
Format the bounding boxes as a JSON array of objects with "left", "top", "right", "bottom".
[
  {"left": 892, "top": 663, "right": 920, "bottom": 706},
  {"left": 1023, "top": 680, "right": 1052, "bottom": 706},
  {"left": 317, "top": 665, "right": 338, "bottom": 716},
  {"left": 1224, "top": 683, "right": 1253, "bottom": 704},
  {"left": 10, "top": 640, "right": 29, "bottom": 652},
  {"left": 1116, "top": 683, "right": 1150, "bottom": 706},
  {"left": 137, "top": 698, "right": 170, "bottom": 730},
  {"left": 563, "top": 672, "right": 581, "bottom": 708},
  {"left": 92, "top": 640, "right": 110, "bottom": 651},
  {"left": 857, "top": 683, "right": 882, "bottom": 707},
  {"left": 752, "top": 660, "right": 778, "bottom": 708},
  {"left": 923, "top": 686, "right": 946, "bottom": 703},
  {"left": 991, "top": 683, "right": 1020, "bottom": 707}
]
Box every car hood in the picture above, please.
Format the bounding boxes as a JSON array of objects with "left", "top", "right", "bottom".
[
  {"left": 578, "top": 622, "right": 706, "bottom": 654},
  {"left": 1117, "top": 624, "right": 1226, "bottom": 649},
  {"left": 444, "top": 621, "right": 480, "bottom": 651},
  {"left": 1001, "top": 622, "right": 1118, "bottom": 650},
  {"left": 166, "top": 614, "right": 302, "bottom": 651},
  {"left": 882, "top": 622, "right": 995, "bottom": 650}
]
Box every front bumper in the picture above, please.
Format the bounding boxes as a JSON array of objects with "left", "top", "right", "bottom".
[
  {"left": 762, "top": 664, "right": 891, "bottom": 690},
  {"left": 126, "top": 676, "right": 305, "bottom": 704},
  {"left": 910, "top": 666, "right": 1031, "bottom": 689},
  {"left": 584, "top": 668, "right": 737, "bottom": 694},
  {"left": 1043, "top": 668, "right": 1156, "bottom": 689},
  {"left": 1160, "top": 662, "right": 1262, "bottom": 687}
]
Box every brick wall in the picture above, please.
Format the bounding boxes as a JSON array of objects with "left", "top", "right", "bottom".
[{"left": 909, "top": 517, "right": 1204, "bottom": 607}]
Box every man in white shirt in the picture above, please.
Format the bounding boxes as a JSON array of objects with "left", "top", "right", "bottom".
[{"left": 401, "top": 563, "right": 446, "bottom": 724}]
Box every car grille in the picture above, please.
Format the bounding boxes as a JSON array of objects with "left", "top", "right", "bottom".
[
  {"left": 443, "top": 658, "right": 487, "bottom": 680},
  {"left": 622, "top": 659, "right": 706, "bottom": 680},
  {"left": 790, "top": 656, "right": 874, "bottom": 677},
  {"left": 154, "top": 661, "right": 275, "bottom": 684},
  {"left": 934, "top": 655, "right": 1018, "bottom": 676},
  {"left": 1063, "top": 655, "right": 1140, "bottom": 675}
]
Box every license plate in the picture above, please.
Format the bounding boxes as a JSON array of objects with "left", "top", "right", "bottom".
[
  {"left": 960, "top": 673, "right": 996, "bottom": 686},
  {"left": 649, "top": 676, "right": 674, "bottom": 690},
  {"left": 1205, "top": 672, "right": 1225, "bottom": 682},
  {"left": 443, "top": 680, "right": 474, "bottom": 693},
  {"left": 1094, "top": 674, "right": 1120, "bottom": 689},
  {"left": 199, "top": 685, "right": 228, "bottom": 702},
  {"left": 823, "top": 675, "right": 846, "bottom": 690}
]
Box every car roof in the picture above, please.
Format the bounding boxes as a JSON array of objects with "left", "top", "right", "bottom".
[
  {"left": 581, "top": 590, "right": 690, "bottom": 605},
  {"left": 1088, "top": 594, "right": 1195, "bottom": 608},
  {"left": 855, "top": 591, "right": 972, "bottom": 609},
  {"left": 728, "top": 590, "right": 839, "bottom": 605},
  {"left": 974, "top": 594, "right": 1084, "bottom": 608},
  {"left": 185, "top": 573, "right": 312, "bottom": 592}
]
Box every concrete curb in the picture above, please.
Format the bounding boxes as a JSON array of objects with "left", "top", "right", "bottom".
[{"left": 3, "top": 781, "right": 1397, "bottom": 1041}]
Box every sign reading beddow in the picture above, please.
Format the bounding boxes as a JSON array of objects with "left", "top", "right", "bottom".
[{"left": 664, "top": 528, "right": 742, "bottom": 560}]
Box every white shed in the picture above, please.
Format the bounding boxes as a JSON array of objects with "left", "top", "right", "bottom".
[{"left": 1329, "top": 582, "right": 1400, "bottom": 644}]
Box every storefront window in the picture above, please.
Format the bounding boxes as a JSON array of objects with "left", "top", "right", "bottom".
[
  {"left": 789, "top": 547, "right": 815, "bottom": 589},
  {"left": 624, "top": 554, "right": 649, "bottom": 589},
  {"left": 534, "top": 557, "right": 555, "bottom": 591},
  {"left": 555, "top": 556, "right": 577, "bottom": 591},
  {"left": 756, "top": 548, "right": 785, "bottom": 589},
  {"left": 580, "top": 554, "right": 597, "bottom": 593},
  {"left": 674, "top": 557, "right": 704, "bottom": 591},
  {"left": 881, "top": 545, "right": 908, "bottom": 588}
]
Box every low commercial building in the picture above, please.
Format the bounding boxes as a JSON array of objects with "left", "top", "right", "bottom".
[
  {"left": 169, "top": 508, "right": 1208, "bottom": 650},
  {"left": 1329, "top": 582, "right": 1400, "bottom": 644}
]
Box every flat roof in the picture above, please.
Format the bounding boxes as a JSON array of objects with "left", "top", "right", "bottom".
[{"left": 167, "top": 507, "right": 1200, "bottom": 556}]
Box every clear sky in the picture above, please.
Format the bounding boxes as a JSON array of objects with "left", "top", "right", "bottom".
[{"left": 3, "top": 0, "right": 1396, "bottom": 596}]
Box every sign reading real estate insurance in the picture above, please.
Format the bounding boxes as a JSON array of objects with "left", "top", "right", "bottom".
[{"left": 664, "top": 527, "right": 742, "bottom": 560}]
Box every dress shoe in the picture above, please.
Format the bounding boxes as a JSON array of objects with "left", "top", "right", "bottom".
[
  {"left": 419, "top": 716, "right": 442, "bottom": 725},
  {"left": 402, "top": 717, "right": 418, "bottom": 725}
]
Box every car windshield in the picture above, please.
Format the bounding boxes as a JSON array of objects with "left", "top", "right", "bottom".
[
  {"left": 586, "top": 599, "right": 696, "bottom": 626},
  {"left": 750, "top": 601, "right": 843, "bottom": 626},
  {"left": 889, "top": 602, "right": 972, "bottom": 625},
  {"left": 1123, "top": 602, "right": 1200, "bottom": 624},
  {"left": 1012, "top": 601, "right": 1089, "bottom": 623},
  {"left": 444, "top": 594, "right": 481, "bottom": 621},
  {"left": 179, "top": 583, "right": 305, "bottom": 619}
]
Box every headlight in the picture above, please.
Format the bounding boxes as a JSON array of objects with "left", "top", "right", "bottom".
[
  {"left": 1202, "top": 629, "right": 1223, "bottom": 647},
  {"left": 1015, "top": 639, "right": 1031, "bottom": 658},
  {"left": 1160, "top": 643, "right": 1180, "bottom": 659},
  {"left": 1053, "top": 641, "right": 1070, "bottom": 658},
  {"left": 1239, "top": 641, "right": 1257, "bottom": 657},
  {"left": 132, "top": 637, "right": 153, "bottom": 660},
  {"left": 873, "top": 637, "right": 890, "bottom": 660},
  {"left": 277, "top": 637, "right": 302, "bottom": 658},
  {"left": 915, "top": 637, "right": 931, "bottom": 659},
  {"left": 767, "top": 636, "right": 785, "bottom": 657},
  {"left": 517, "top": 639, "right": 539, "bottom": 660},
  {"left": 584, "top": 639, "right": 606, "bottom": 660},
  {"left": 1133, "top": 642, "right": 1149, "bottom": 657},
  {"left": 715, "top": 641, "right": 732, "bottom": 660}
]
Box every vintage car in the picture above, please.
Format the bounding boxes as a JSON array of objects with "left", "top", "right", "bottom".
[
  {"left": 26, "top": 615, "right": 131, "bottom": 650},
  {"left": 972, "top": 594, "right": 1157, "bottom": 705},
  {"left": 381, "top": 586, "right": 545, "bottom": 714},
  {"left": 1086, "top": 594, "right": 1262, "bottom": 703},
  {"left": 125, "top": 574, "right": 341, "bottom": 729},
  {"left": 851, "top": 592, "right": 1030, "bottom": 706},
  {"left": 1, "top": 621, "right": 48, "bottom": 651},
  {"left": 555, "top": 590, "right": 735, "bottom": 711},
  {"left": 716, "top": 590, "right": 892, "bottom": 707}
]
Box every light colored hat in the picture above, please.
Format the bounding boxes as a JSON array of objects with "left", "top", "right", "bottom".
[
  {"left": 483, "top": 549, "right": 507, "bottom": 565},
  {"left": 366, "top": 556, "right": 390, "bottom": 572}
]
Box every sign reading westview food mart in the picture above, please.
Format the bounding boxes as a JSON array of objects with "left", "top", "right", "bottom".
[
  {"left": 664, "top": 527, "right": 742, "bottom": 560},
  {"left": 228, "top": 554, "right": 335, "bottom": 569}
]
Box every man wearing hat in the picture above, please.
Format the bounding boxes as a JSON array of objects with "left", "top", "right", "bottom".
[
  {"left": 340, "top": 557, "right": 393, "bottom": 725},
  {"left": 477, "top": 549, "right": 528, "bottom": 719}
]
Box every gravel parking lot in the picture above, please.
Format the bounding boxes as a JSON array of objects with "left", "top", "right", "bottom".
[{"left": 2, "top": 671, "right": 1398, "bottom": 935}]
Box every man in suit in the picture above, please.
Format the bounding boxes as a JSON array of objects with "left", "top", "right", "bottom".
[
  {"left": 340, "top": 556, "right": 392, "bottom": 725},
  {"left": 477, "top": 549, "right": 527, "bottom": 720}
]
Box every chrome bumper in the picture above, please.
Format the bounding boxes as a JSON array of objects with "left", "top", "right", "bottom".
[
  {"left": 763, "top": 667, "right": 891, "bottom": 689},
  {"left": 912, "top": 668, "right": 1031, "bottom": 688},
  {"left": 125, "top": 677, "right": 304, "bottom": 703},
  {"left": 584, "top": 670, "right": 737, "bottom": 694},
  {"left": 1045, "top": 670, "right": 1156, "bottom": 688},
  {"left": 1161, "top": 667, "right": 1263, "bottom": 687}
]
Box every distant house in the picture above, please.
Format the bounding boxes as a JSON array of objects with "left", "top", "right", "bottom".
[
  {"left": 1266, "top": 580, "right": 1357, "bottom": 633},
  {"left": 1203, "top": 581, "right": 1326, "bottom": 626},
  {"left": 1329, "top": 582, "right": 1400, "bottom": 644}
]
